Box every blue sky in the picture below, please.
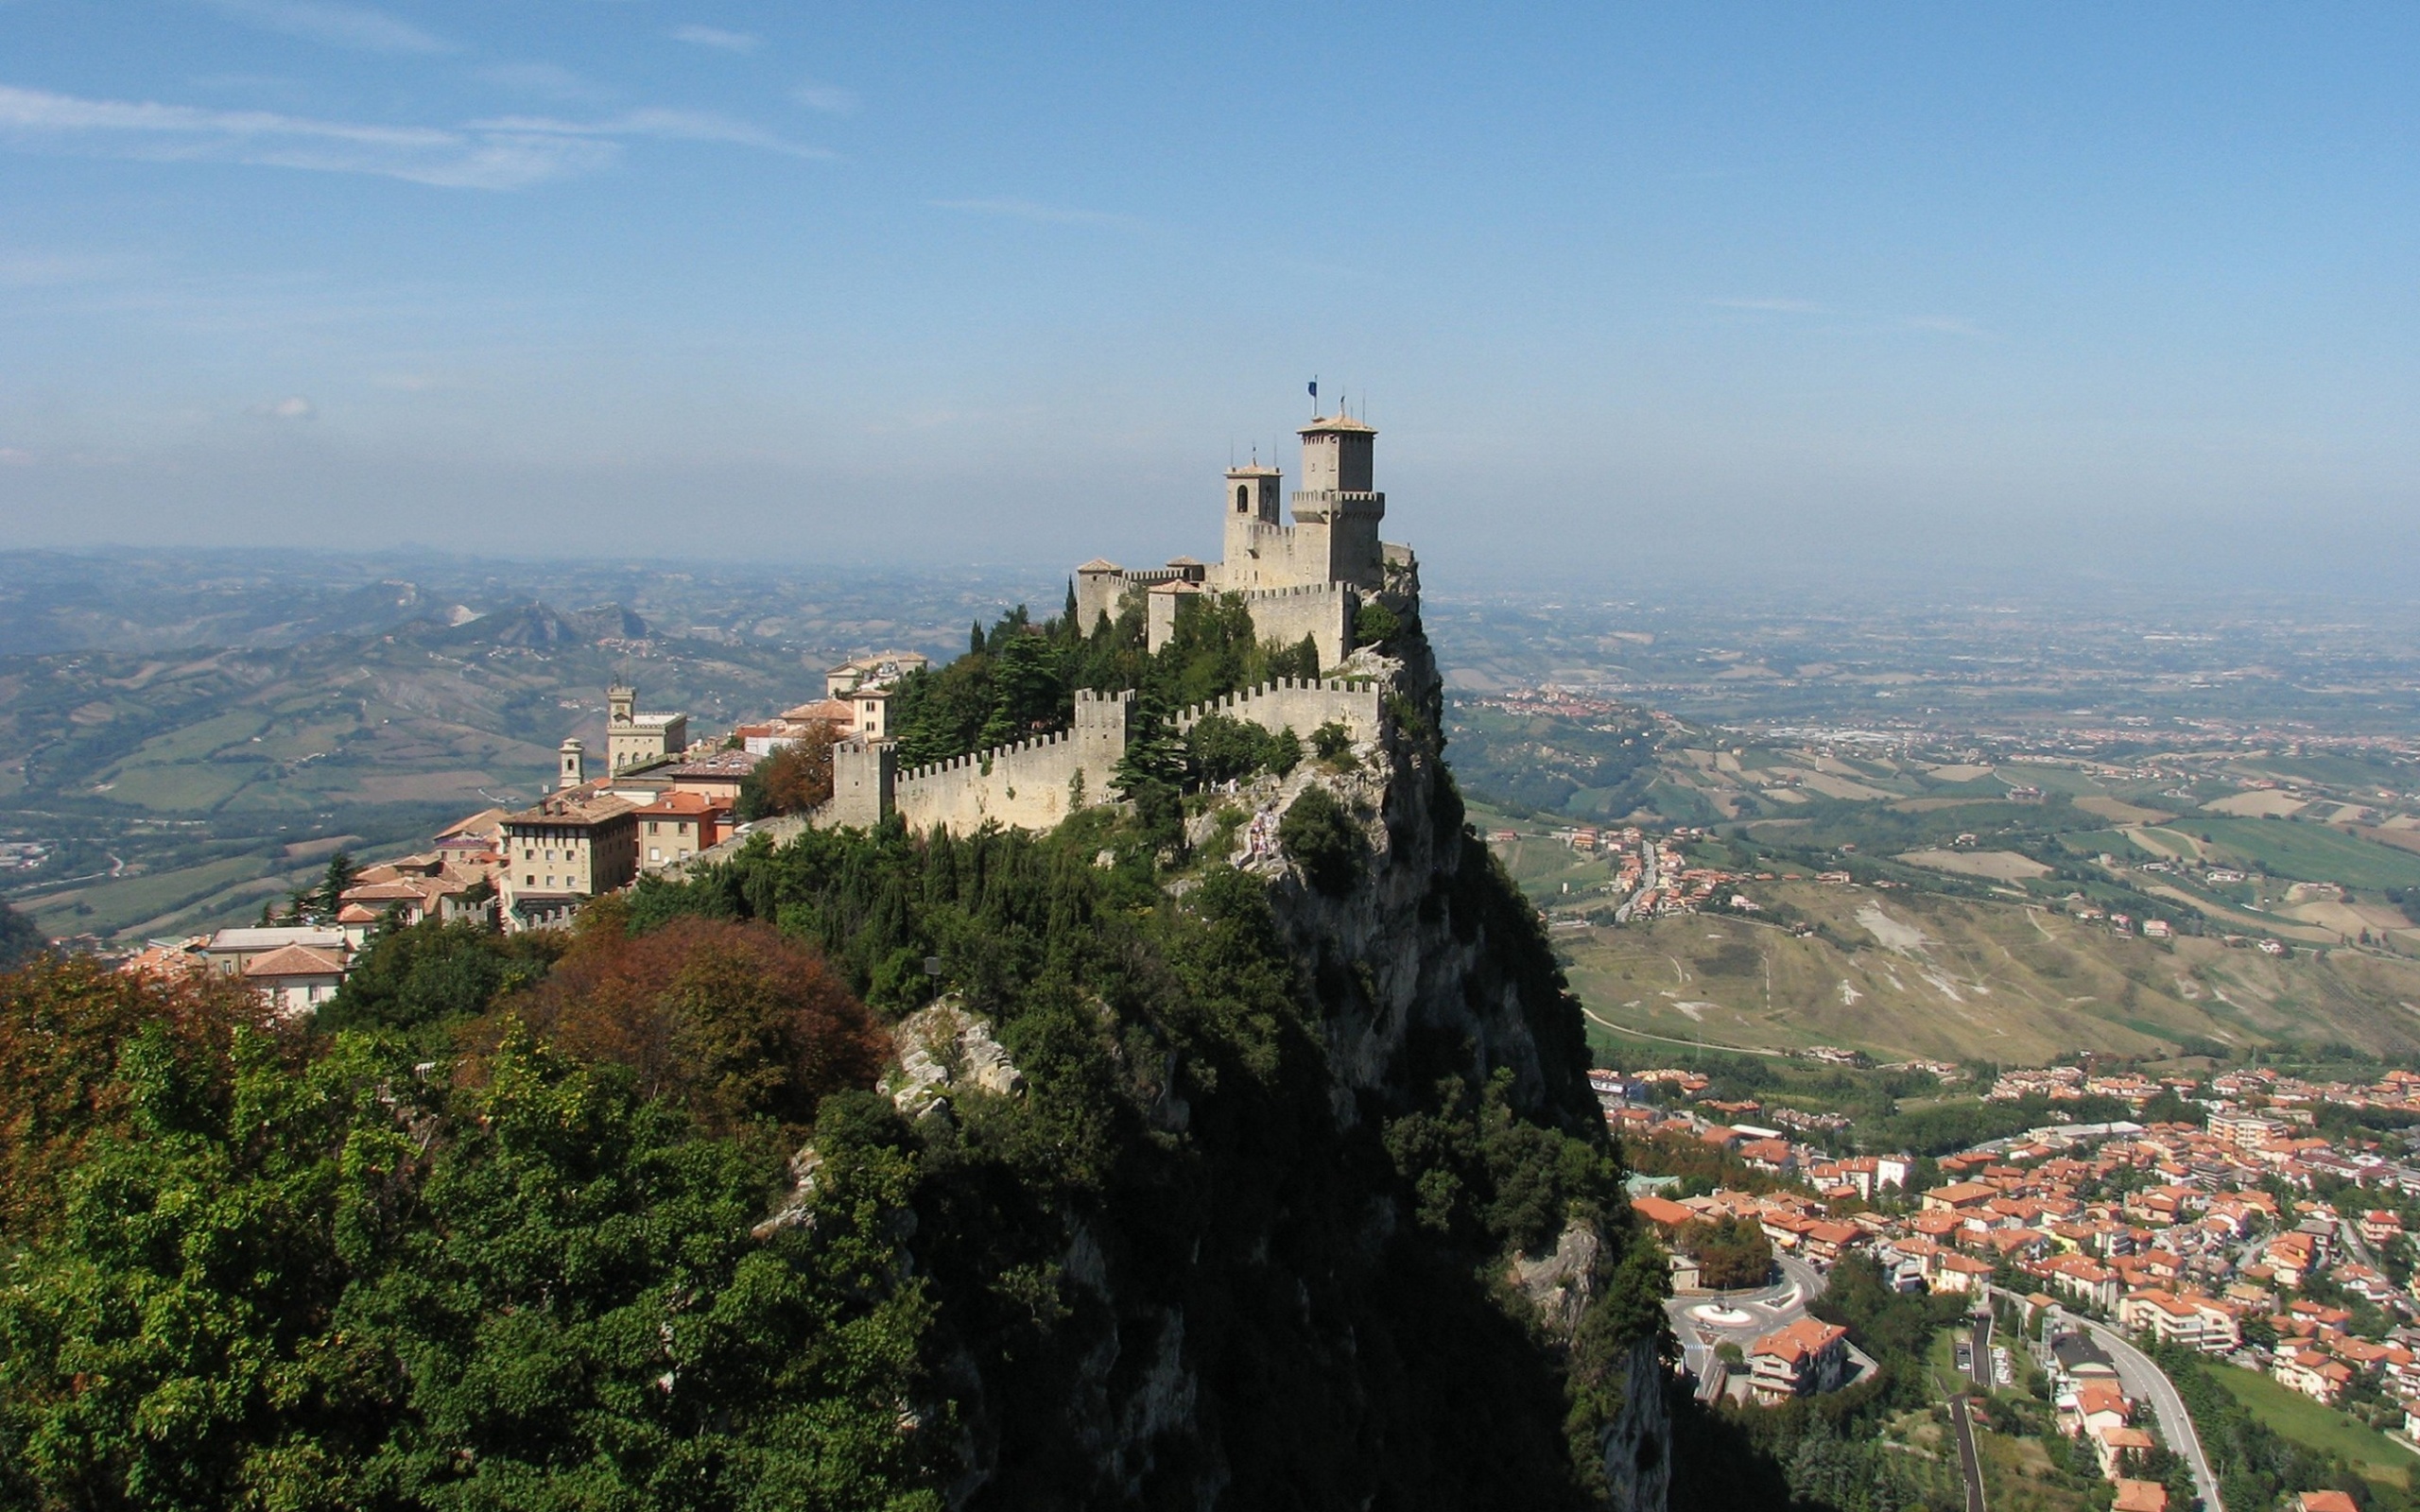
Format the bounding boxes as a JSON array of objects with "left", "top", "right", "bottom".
[{"left": 2, "top": 4, "right": 2417, "bottom": 589}]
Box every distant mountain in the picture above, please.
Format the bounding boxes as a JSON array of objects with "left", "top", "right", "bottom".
[{"left": 433, "top": 601, "right": 650, "bottom": 648}]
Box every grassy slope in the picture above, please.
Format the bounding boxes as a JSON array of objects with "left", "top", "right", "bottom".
[
  {"left": 2205, "top": 1363, "right": 2414, "bottom": 1490},
  {"left": 1553, "top": 883, "right": 2420, "bottom": 1061}
]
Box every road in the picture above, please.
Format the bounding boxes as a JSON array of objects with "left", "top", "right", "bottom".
[
  {"left": 1970, "top": 1310, "right": 1994, "bottom": 1390},
  {"left": 2069, "top": 1314, "right": 2222, "bottom": 1512},
  {"left": 1949, "top": 1395, "right": 1986, "bottom": 1512},
  {"left": 1665, "top": 1253, "right": 1830, "bottom": 1349},
  {"left": 1984, "top": 1286, "right": 2222, "bottom": 1512}
]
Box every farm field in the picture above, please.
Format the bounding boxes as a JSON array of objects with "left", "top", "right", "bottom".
[{"left": 2156, "top": 816, "right": 2420, "bottom": 892}]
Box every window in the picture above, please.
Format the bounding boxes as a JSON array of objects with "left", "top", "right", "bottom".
[
  {"left": 1236, "top": 484, "right": 1249, "bottom": 512},
  {"left": 648, "top": 848, "right": 662, "bottom": 863},
  {"left": 525, "top": 874, "right": 534, "bottom": 885}
]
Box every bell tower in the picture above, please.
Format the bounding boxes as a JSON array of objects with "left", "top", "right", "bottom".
[{"left": 559, "top": 738, "right": 585, "bottom": 788}]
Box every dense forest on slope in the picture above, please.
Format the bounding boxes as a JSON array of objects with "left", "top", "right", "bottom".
[{"left": 0, "top": 598, "right": 1689, "bottom": 1510}]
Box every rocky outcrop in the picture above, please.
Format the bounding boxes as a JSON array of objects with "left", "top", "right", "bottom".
[
  {"left": 1191, "top": 625, "right": 1598, "bottom": 1132},
  {"left": 887, "top": 999, "right": 1026, "bottom": 1117},
  {"left": 1598, "top": 1339, "right": 1674, "bottom": 1512}
]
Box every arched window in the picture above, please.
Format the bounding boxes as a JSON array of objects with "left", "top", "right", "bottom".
[{"left": 1236, "top": 484, "right": 1250, "bottom": 512}]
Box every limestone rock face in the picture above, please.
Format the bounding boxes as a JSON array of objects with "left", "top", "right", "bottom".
[
  {"left": 1246, "top": 630, "right": 1599, "bottom": 1132},
  {"left": 1512, "top": 1220, "right": 1605, "bottom": 1340},
  {"left": 1598, "top": 1338, "right": 1674, "bottom": 1512},
  {"left": 913, "top": 616, "right": 1662, "bottom": 1510},
  {"left": 886, "top": 999, "right": 1026, "bottom": 1117}
]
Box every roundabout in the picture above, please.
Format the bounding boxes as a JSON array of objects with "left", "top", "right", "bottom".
[{"left": 1686, "top": 1303, "right": 1756, "bottom": 1327}]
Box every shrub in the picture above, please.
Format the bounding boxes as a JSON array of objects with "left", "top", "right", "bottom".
[
  {"left": 1354, "top": 601, "right": 1401, "bottom": 648},
  {"left": 1312, "top": 720, "right": 1355, "bottom": 763},
  {"left": 316, "top": 918, "right": 560, "bottom": 1035},
  {"left": 1187, "top": 714, "right": 1305, "bottom": 784},
  {"left": 1279, "top": 786, "right": 1363, "bottom": 896}
]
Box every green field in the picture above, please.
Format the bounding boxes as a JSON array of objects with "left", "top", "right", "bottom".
[
  {"left": 2204, "top": 1362, "right": 2414, "bottom": 1489},
  {"left": 26, "top": 852, "right": 283, "bottom": 938},
  {"left": 100, "top": 761, "right": 264, "bottom": 812},
  {"left": 117, "top": 709, "right": 270, "bottom": 765},
  {"left": 2161, "top": 816, "right": 2420, "bottom": 891}
]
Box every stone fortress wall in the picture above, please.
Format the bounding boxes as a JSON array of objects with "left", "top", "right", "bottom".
[
  {"left": 1171, "top": 677, "right": 1384, "bottom": 747},
  {"left": 888, "top": 689, "right": 1132, "bottom": 835},
  {"left": 1147, "top": 580, "right": 1358, "bottom": 670}
]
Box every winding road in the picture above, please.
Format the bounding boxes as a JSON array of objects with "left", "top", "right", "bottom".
[{"left": 1984, "top": 1285, "right": 2222, "bottom": 1512}]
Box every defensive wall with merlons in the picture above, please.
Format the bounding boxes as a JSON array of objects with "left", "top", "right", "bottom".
[
  {"left": 804, "top": 677, "right": 1385, "bottom": 837},
  {"left": 1171, "top": 677, "right": 1384, "bottom": 747}
]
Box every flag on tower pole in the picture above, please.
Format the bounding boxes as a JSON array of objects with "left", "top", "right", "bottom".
[{"left": 1307, "top": 377, "right": 1318, "bottom": 414}]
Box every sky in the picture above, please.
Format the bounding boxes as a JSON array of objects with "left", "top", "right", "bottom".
[{"left": 2, "top": 4, "right": 2419, "bottom": 593}]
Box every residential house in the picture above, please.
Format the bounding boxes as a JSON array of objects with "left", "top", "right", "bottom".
[
  {"left": 243, "top": 943, "right": 347, "bottom": 1019},
  {"left": 1748, "top": 1318, "right": 1850, "bottom": 1403}
]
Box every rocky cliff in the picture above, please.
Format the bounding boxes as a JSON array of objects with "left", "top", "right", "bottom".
[{"left": 651, "top": 603, "right": 1675, "bottom": 1510}]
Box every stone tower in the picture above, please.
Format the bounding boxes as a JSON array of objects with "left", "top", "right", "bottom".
[
  {"left": 1290, "top": 414, "right": 1385, "bottom": 590},
  {"left": 558, "top": 738, "right": 585, "bottom": 788}
]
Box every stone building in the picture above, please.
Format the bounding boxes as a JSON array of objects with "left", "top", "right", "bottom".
[
  {"left": 605, "top": 683, "right": 689, "bottom": 774},
  {"left": 498, "top": 789, "right": 641, "bottom": 931},
  {"left": 1073, "top": 412, "right": 1415, "bottom": 667}
]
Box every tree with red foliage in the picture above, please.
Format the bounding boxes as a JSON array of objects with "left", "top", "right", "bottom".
[
  {"left": 493, "top": 912, "right": 886, "bottom": 1135},
  {"left": 0, "top": 954, "right": 274, "bottom": 1236},
  {"left": 737, "top": 721, "right": 837, "bottom": 820}
]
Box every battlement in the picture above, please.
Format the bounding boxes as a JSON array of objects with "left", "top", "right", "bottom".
[
  {"left": 899, "top": 727, "right": 1078, "bottom": 785},
  {"left": 1173, "top": 676, "right": 1385, "bottom": 747}
]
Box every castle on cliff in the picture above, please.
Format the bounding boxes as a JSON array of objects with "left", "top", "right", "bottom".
[
  {"left": 1072, "top": 412, "right": 1415, "bottom": 667},
  {"left": 790, "top": 409, "right": 1417, "bottom": 839}
]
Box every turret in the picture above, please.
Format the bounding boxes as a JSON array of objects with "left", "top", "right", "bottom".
[
  {"left": 559, "top": 738, "right": 585, "bottom": 788},
  {"left": 607, "top": 683, "right": 635, "bottom": 729}
]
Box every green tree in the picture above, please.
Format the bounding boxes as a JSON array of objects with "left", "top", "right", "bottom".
[
  {"left": 1278, "top": 786, "right": 1363, "bottom": 896},
  {"left": 315, "top": 918, "right": 558, "bottom": 1037},
  {"left": 0, "top": 899, "right": 41, "bottom": 969},
  {"left": 319, "top": 849, "right": 358, "bottom": 919}
]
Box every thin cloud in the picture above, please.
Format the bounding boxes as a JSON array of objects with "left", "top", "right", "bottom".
[
  {"left": 475, "top": 62, "right": 601, "bottom": 102},
  {"left": 250, "top": 396, "right": 316, "bottom": 420},
  {"left": 0, "top": 85, "right": 830, "bottom": 188},
  {"left": 0, "top": 448, "right": 32, "bottom": 466},
  {"left": 671, "top": 25, "right": 761, "bottom": 53},
  {"left": 198, "top": 0, "right": 448, "bottom": 55},
  {"left": 931, "top": 197, "right": 1128, "bottom": 227},
  {"left": 0, "top": 251, "right": 133, "bottom": 286},
  {"left": 474, "top": 109, "right": 832, "bottom": 159},
  {"left": 792, "top": 82, "right": 859, "bottom": 114},
  {"left": 1706, "top": 297, "right": 1831, "bottom": 315}
]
